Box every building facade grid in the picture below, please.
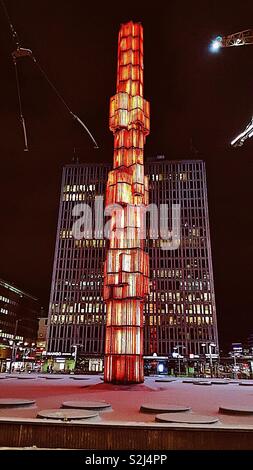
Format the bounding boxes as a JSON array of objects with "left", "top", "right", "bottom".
[{"left": 47, "top": 159, "right": 218, "bottom": 368}]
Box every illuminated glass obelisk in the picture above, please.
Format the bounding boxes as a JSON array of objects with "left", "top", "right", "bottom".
[{"left": 104, "top": 22, "right": 150, "bottom": 384}]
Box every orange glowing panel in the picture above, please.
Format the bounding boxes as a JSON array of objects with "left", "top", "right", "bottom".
[{"left": 104, "top": 21, "right": 150, "bottom": 384}]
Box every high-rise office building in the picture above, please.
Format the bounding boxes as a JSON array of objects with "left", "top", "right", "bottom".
[
  {"left": 46, "top": 158, "right": 218, "bottom": 372},
  {"left": 146, "top": 158, "right": 218, "bottom": 363},
  {"left": 0, "top": 278, "right": 40, "bottom": 372}
]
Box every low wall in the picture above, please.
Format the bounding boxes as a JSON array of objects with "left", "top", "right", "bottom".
[{"left": 0, "top": 419, "right": 253, "bottom": 450}]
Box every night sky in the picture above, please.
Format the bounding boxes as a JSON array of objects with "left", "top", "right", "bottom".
[{"left": 0, "top": 0, "right": 252, "bottom": 351}]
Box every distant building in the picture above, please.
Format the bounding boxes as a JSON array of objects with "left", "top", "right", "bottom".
[
  {"left": 231, "top": 342, "right": 243, "bottom": 354},
  {"left": 46, "top": 158, "right": 219, "bottom": 372},
  {"left": 0, "top": 278, "right": 40, "bottom": 372},
  {"left": 248, "top": 334, "right": 253, "bottom": 354},
  {"left": 36, "top": 317, "right": 48, "bottom": 349},
  {"left": 35, "top": 317, "right": 49, "bottom": 371}
]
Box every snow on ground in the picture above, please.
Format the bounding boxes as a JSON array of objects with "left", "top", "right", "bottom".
[{"left": 0, "top": 374, "right": 253, "bottom": 426}]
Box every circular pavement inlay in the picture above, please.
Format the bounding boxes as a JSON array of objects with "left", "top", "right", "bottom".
[
  {"left": 219, "top": 405, "right": 253, "bottom": 415},
  {"left": 193, "top": 381, "right": 212, "bottom": 386},
  {"left": 239, "top": 382, "right": 253, "bottom": 386},
  {"left": 17, "top": 377, "right": 36, "bottom": 380},
  {"left": 44, "top": 377, "right": 64, "bottom": 380},
  {"left": 140, "top": 403, "right": 191, "bottom": 413},
  {"left": 62, "top": 400, "right": 111, "bottom": 410},
  {"left": 0, "top": 398, "right": 36, "bottom": 408},
  {"left": 37, "top": 409, "right": 98, "bottom": 421},
  {"left": 69, "top": 377, "right": 90, "bottom": 381},
  {"left": 211, "top": 380, "right": 229, "bottom": 385},
  {"left": 155, "top": 379, "right": 177, "bottom": 383},
  {"left": 155, "top": 412, "right": 219, "bottom": 424}
]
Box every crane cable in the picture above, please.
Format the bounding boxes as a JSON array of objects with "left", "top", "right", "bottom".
[
  {"left": 34, "top": 60, "right": 99, "bottom": 149},
  {"left": 1, "top": 0, "right": 29, "bottom": 151},
  {"left": 13, "top": 57, "right": 29, "bottom": 151},
  {"left": 0, "top": 0, "right": 99, "bottom": 150}
]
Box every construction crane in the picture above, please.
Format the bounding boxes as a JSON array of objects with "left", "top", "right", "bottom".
[
  {"left": 210, "top": 29, "right": 253, "bottom": 147},
  {"left": 1, "top": 0, "right": 99, "bottom": 151}
]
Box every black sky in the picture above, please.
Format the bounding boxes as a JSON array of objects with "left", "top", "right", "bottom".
[{"left": 0, "top": 0, "right": 252, "bottom": 351}]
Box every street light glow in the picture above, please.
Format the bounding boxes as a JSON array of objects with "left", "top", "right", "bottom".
[{"left": 210, "top": 36, "right": 222, "bottom": 52}]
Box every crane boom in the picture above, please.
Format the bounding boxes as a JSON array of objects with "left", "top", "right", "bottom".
[
  {"left": 211, "top": 29, "right": 253, "bottom": 147},
  {"left": 231, "top": 117, "right": 253, "bottom": 147},
  {"left": 211, "top": 29, "right": 253, "bottom": 50},
  {"left": 220, "top": 29, "right": 253, "bottom": 48}
]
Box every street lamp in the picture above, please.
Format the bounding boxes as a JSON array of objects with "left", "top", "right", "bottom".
[
  {"left": 231, "top": 352, "right": 241, "bottom": 379},
  {"left": 8, "top": 319, "right": 20, "bottom": 373},
  {"left": 72, "top": 344, "right": 82, "bottom": 369},
  {"left": 201, "top": 342, "right": 216, "bottom": 378},
  {"left": 233, "top": 353, "right": 238, "bottom": 378},
  {"left": 21, "top": 342, "right": 36, "bottom": 371},
  {"left": 173, "top": 345, "right": 186, "bottom": 376}
]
